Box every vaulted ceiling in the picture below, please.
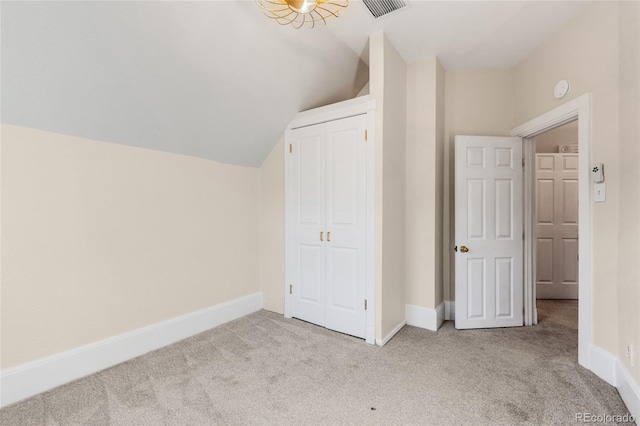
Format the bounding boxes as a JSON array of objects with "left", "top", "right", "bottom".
[
  {"left": 328, "top": 0, "right": 587, "bottom": 68},
  {"left": 1, "top": 1, "right": 367, "bottom": 167},
  {"left": 1, "top": 1, "right": 586, "bottom": 167}
]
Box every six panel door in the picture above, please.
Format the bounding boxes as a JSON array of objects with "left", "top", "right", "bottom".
[
  {"left": 455, "top": 136, "right": 524, "bottom": 329},
  {"left": 536, "top": 154, "right": 579, "bottom": 299}
]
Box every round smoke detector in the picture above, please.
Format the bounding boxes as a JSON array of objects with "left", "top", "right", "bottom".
[{"left": 554, "top": 80, "right": 570, "bottom": 99}]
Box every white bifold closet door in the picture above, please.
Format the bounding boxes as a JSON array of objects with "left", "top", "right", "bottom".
[{"left": 290, "top": 114, "right": 367, "bottom": 339}]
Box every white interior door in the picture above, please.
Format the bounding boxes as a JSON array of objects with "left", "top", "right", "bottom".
[
  {"left": 291, "top": 124, "right": 326, "bottom": 327},
  {"left": 324, "top": 116, "right": 367, "bottom": 338},
  {"left": 536, "top": 154, "right": 579, "bottom": 299},
  {"left": 289, "top": 115, "right": 367, "bottom": 339},
  {"left": 455, "top": 136, "right": 524, "bottom": 329}
]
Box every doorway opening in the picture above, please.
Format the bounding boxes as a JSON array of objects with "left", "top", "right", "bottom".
[
  {"left": 512, "top": 93, "right": 591, "bottom": 369},
  {"left": 532, "top": 120, "right": 579, "bottom": 331}
]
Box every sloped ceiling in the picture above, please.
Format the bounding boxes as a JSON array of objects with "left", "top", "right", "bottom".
[
  {"left": 2, "top": 1, "right": 587, "bottom": 167},
  {"left": 329, "top": 0, "right": 587, "bottom": 68},
  {"left": 1, "top": 1, "right": 368, "bottom": 167}
]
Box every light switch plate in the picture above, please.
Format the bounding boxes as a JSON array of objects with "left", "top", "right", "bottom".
[{"left": 594, "top": 182, "right": 606, "bottom": 202}]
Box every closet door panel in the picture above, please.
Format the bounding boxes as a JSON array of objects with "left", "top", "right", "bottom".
[
  {"left": 324, "top": 115, "right": 367, "bottom": 338},
  {"left": 291, "top": 125, "right": 326, "bottom": 326},
  {"left": 327, "top": 247, "right": 358, "bottom": 310}
]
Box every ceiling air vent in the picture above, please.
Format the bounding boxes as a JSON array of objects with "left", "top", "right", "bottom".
[{"left": 363, "top": 0, "right": 407, "bottom": 19}]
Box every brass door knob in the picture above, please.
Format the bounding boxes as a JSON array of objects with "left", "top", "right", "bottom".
[{"left": 460, "top": 246, "right": 469, "bottom": 253}]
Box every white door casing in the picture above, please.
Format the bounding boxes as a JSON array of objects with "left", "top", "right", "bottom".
[
  {"left": 288, "top": 115, "right": 367, "bottom": 339},
  {"left": 455, "top": 136, "right": 524, "bottom": 329},
  {"left": 536, "top": 154, "right": 579, "bottom": 299}
]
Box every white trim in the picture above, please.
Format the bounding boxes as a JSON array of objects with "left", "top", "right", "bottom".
[
  {"left": 0, "top": 292, "right": 263, "bottom": 408},
  {"left": 288, "top": 96, "right": 376, "bottom": 130},
  {"left": 0, "top": 127, "right": 3, "bottom": 409},
  {"left": 511, "top": 98, "right": 582, "bottom": 138},
  {"left": 616, "top": 361, "right": 640, "bottom": 422},
  {"left": 283, "top": 130, "right": 293, "bottom": 320},
  {"left": 365, "top": 107, "right": 376, "bottom": 345},
  {"left": 375, "top": 321, "right": 406, "bottom": 347},
  {"left": 405, "top": 303, "right": 444, "bottom": 331},
  {"left": 523, "top": 139, "right": 537, "bottom": 326},
  {"left": 436, "top": 303, "right": 444, "bottom": 329},
  {"left": 586, "top": 345, "right": 640, "bottom": 420},
  {"left": 512, "top": 93, "right": 591, "bottom": 368},
  {"left": 445, "top": 301, "right": 455, "bottom": 321},
  {"left": 589, "top": 344, "right": 618, "bottom": 387}
]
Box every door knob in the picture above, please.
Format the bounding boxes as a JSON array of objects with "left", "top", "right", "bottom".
[{"left": 460, "top": 246, "right": 469, "bottom": 253}]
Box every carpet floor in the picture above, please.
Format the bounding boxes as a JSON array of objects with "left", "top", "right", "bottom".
[{"left": 0, "top": 300, "right": 633, "bottom": 425}]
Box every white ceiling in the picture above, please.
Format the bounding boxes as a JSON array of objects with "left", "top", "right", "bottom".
[
  {"left": 1, "top": 1, "right": 367, "bottom": 167},
  {"left": 328, "top": 0, "right": 588, "bottom": 68},
  {"left": 2, "top": 1, "right": 587, "bottom": 167}
]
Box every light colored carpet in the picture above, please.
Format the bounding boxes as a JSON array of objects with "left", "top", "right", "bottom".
[{"left": 0, "top": 300, "right": 632, "bottom": 425}]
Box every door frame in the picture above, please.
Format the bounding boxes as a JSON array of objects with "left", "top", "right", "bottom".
[
  {"left": 511, "top": 93, "right": 591, "bottom": 368},
  {"left": 283, "top": 96, "right": 377, "bottom": 344}
]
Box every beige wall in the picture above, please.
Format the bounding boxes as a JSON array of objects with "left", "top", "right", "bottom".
[
  {"left": 443, "top": 69, "right": 515, "bottom": 301},
  {"left": 370, "top": 33, "right": 407, "bottom": 340},
  {"left": 357, "top": 83, "right": 370, "bottom": 97},
  {"left": 534, "top": 120, "right": 578, "bottom": 153},
  {"left": 435, "top": 61, "right": 445, "bottom": 307},
  {"left": 1, "top": 125, "right": 261, "bottom": 368},
  {"left": 259, "top": 137, "right": 285, "bottom": 315},
  {"left": 514, "top": 1, "right": 620, "bottom": 355},
  {"left": 617, "top": 0, "right": 640, "bottom": 382},
  {"left": 405, "top": 57, "right": 445, "bottom": 310}
]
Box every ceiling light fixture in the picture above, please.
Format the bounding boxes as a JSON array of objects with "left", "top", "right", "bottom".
[{"left": 257, "top": 0, "right": 348, "bottom": 29}]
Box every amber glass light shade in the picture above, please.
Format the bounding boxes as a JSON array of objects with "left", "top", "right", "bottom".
[{"left": 257, "top": 0, "right": 348, "bottom": 28}]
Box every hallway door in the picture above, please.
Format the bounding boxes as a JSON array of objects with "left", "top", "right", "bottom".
[
  {"left": 455, "top": 136, "right": 524, "bottom": 329},
  {"left": 536, "top": 154, "right": 579, "bottom": 299}
]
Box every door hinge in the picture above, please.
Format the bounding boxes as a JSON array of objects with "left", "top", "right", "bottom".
[
  {"left": 522, "top": 158, "right": 525, "bottom": 167},
  {"left": 289, "top": 285, "right": 293, "bottom": 295},
  {"left": 364, "top": 299, "right": 367, "bottom": 310},
  {"left": 289, "top": 143, "right": 292, "bottom": 154},
  {"left": 364, "top": 130, "right": 368, "bottom": 141}
]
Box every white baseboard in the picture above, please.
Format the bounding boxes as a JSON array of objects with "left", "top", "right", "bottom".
[
  {"left": 588, "top": 344, "right": 639, "bottom": 422},
  {"left": 365, "top": 325, "right": 375, "bottom": 345},
  {"left": 445, "top": 301, "right": 455, "bottom": 321},
  {"left": 0, "top": 292, "right": 263, "bottom": 408},
  {"left": 589, "top": 344, "right": 618, "bottom": 386},
  {"left": 436, "top": 303, "right": 445, "bottom": 329},
  {"left": 375, "top": 321, "right": 406, "bottom": 347},
  {"left": 616, "top": 361, "right": 640, "bottom": 423},
  {"left": 405, "top": 303, "right": 444, "bottom": 331}
]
